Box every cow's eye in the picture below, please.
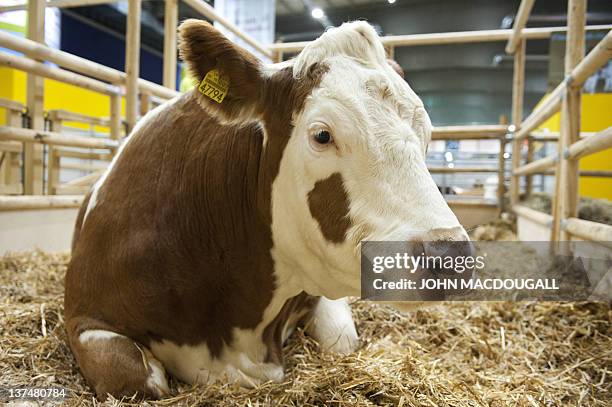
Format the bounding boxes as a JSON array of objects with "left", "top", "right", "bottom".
[{"left": 314, "top": 130, "right": 332, "bottom": 144}]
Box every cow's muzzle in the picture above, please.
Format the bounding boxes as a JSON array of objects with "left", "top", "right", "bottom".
[{"left": 407, "top": 226, "right": 475, "bottom": 301}]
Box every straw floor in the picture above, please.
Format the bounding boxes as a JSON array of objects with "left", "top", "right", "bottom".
[{"left": 1, "top": 250, "right": 610, "bottom": 406}]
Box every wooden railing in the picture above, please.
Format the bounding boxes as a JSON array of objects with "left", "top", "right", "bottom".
[{"left": 507, "top": 0, "right": 612, "bottom": 243}]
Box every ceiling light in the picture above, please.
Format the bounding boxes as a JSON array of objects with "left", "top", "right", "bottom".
[
  {"left": 311, "top": 8, "right": 324, "bottom": 19},
  {"left": 388, "top": 0, "right": 396, "bottom": 4}
]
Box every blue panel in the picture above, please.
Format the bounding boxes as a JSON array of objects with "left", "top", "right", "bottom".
[{"left": 60, "top": 12, "right": 163, "bottom": 85}]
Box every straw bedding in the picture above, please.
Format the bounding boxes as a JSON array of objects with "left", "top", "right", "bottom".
[{"left": 1, "top": 250, "right": 610, "bottom": 406}]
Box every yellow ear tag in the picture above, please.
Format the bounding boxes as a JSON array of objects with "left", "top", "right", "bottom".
[{"left": 198, "top": 69, "right": 229, "bottom": 104}]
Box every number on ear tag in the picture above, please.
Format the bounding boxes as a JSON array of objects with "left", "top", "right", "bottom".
[{"left": 198, "top": 69, "right": 229, "bottom": 104}]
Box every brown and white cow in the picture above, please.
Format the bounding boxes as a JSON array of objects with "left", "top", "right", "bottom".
[{"left": 64, "top": 20, "right": 468, "bottom": 399}]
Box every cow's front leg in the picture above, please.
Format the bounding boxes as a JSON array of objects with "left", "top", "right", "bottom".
[{"left": 306, "top": 297, "right": 359, "bottom": 354}]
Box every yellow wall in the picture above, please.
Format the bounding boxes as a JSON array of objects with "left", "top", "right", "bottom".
[
  {"left": 537, "top": 93, "right": 612, "bottom": 200},
  {"left": 0, "top": 67, "right": 124, "bottom": 132}
]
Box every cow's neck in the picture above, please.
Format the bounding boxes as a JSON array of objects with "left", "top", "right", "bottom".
[{"left": 179, "top": 92, "right": 301, "bottom": 351}]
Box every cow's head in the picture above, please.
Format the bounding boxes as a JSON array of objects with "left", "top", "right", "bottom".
[{"left": 180, "top": 20, "right": 468, "bottom": 300}]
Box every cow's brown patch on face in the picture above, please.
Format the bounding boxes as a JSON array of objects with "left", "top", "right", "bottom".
[{"left": 308, "top": 173, "right": 352, "bottom": 243}]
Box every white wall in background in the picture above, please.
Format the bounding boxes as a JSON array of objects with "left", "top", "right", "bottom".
[
  {"left": 0, "top": 209, "right": 78, "bottom": 254},
  {"left": 214, "top": 0, "right": 275, "bottom": 62}
]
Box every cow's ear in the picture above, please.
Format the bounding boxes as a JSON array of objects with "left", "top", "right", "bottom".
[{"left": 179, "top": 19, "right": 265, "bottom": 124}]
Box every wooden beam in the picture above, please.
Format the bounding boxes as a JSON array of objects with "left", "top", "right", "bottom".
[
  {"left": 446, "top": 199, "right": 498, "bottom": 208},
  {"left": 47, "top": 109, "right": 112, "bottom": 127},
  {"left": 0, "top": 98, "right": 25, "bottom": 112},
  {"left": 125, "top": 0, "right": 142, "bottom": 133},
  {"left": 0, "top": 31, "right": 177, "bottom": 100},
  {"left": 572, "top": 30, "right": 612, "bottom": 86},
  {"left": 0, "top": 141, "right": 22, "bottom": 153},
  {"left": 553, "top": 0, "right": 586, "bottom": 242},
  {"left": 510, "top": 39, "right": 526, "bottom": 206},
  {"left": 513, "top": 155, "right": 557, "bottom": 176},
  {"left": 109, "top": 94, "right": 122, "bottom": 141},
  {"left": 429, "top": 167, "right": 498, "bottom": 174},
  {"left": 518, "top": 170, "right": 612, "bottom": 177},
  {"left": 0, "top": 52, "right": 121, "bottom": 96},
  {"left": 506, "top": 0, "right": 536, "bottom": 54},
  {"left": 513, "top": 204, "right": 553, "bottom": 227},
  {"left": 528, "top": 131, "right": 595, "bottom": 141},
  {"left": 267, "top": 25, "right": 612, "bottom": 53},
  {"left": 53, "top": 148, "right": 112, "bottom": 161},
  {"left": 0, "top": 126, "right": 118, "bottom": 149},
  {"left": 0, "top": 195, "right": 83, "bottom": 211},
  {"left": 163, "top": 0, "right": 178, "bottom": 90},
  {"left": 514, "top": 83, "right": 565, "bottom": 141},
  {"left": 63, "top": 171, "right": 103, "bottom": 187},
  {"left": 431, "top": 124, "right": 507, "bottom": 140},
  {"left": 563, "top": 217, "right": 612, "bottom": 244},
  {"left": 565, "top": 126, "right": 612, "bottom": 160}
]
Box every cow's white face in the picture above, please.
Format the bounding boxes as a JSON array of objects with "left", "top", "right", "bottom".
[{"left": 270, "top": 22, "right": 467, "bottom": 299}]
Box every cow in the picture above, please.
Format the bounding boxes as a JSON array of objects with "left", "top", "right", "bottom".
[{"left": 64, "top": 19, "right": 469, "bottom": 399}]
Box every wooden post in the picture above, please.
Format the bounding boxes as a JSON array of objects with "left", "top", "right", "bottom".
[
  {"left": 163, "top": 0, "right": 178, "bottom": 90},
  {"left": 8, "top": 109, "right": 22, "bottom": 189},
  {"left": 47, "top": 117, "right": 62, "bottom": 194},
  {"left": 497, "top": 115, "right": 508, "bottom": 213},
  {"left": 525, "top": 137, "right": 535, "bottom": 197},
  {"left": 386, "top": 45, "right": 395, "bottom": 60},
  {"left": 272, "top": 41, "right": 284, "bottom": 64},
  {"left": 109, "top": 94, "right": 122, "bottom": 140},
  {"left": 125, "top": 0, "right": 141, "bottom": 133},
  {"left": 25, "top": 0, "right": 45, "bottom": 195},
  {"left": 0, "top": 109, "right": 23, "bottom": 193},
  {"left": 275, "top": 51, "right": 284, "bottom": 64},
  {"left": 552, "top": 0, "right": 586, "bottom": 242},
  {"left": 139, "top": 92, "right": 151, "bottom": 117},
  {"left": 509, "top": 39, "right": 526, "bottom": 206}
]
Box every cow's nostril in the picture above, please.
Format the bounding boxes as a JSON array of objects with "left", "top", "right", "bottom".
[{"left": 419, "top": 227, "right": 475, "bottom": 276}]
